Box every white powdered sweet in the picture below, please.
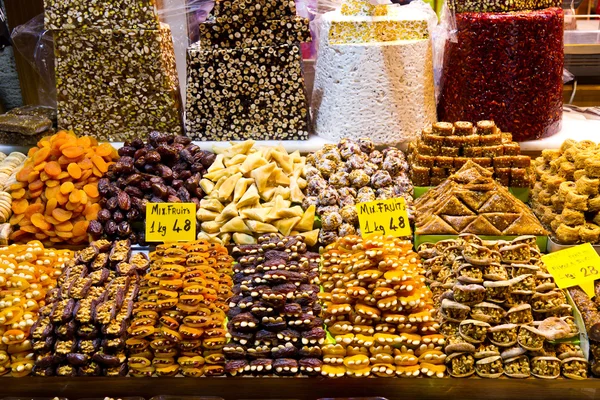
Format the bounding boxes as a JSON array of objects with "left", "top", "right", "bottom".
[{"left": 312, "top": 12, "right": 436, "bottom": 146}]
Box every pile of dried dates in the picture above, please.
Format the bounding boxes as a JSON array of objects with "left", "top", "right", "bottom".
[
  {"left": 31, "top": 239, "right": 147, "bottom": 376},
  {"left": 88, "top": 132, "right": 216, "bottom": 244},
  {"left": 126, "top": 241, "right": 233, "bottom": 377},
  {"left": 225, "top": 233, "right": 325, "bottom": 376}
]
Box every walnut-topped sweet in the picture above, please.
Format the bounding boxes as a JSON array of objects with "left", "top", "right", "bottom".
[{"left": 419, "top": 234, "right": 584, "bottom": 379}]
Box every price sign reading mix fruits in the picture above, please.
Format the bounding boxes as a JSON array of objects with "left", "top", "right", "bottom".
[
  {"left": 542, "top": 243, "right": 600, "bottom": 298},
  {"left": 145, "top": 203, "right": 196, "bottom": 243},
  {"left": 356, "top": 197, "right": 411, "bottom": 238}
]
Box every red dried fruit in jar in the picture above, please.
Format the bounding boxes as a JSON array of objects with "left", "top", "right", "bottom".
[{"left": 437, "top": 8, "right": 564, "bottom": 141}]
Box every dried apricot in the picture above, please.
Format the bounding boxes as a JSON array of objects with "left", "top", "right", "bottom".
[
  {"left": 16, "top": 166, "right": 32, "bottom": 183},
  {"left": 55, "top": 192, "right": 68, "bottom": 205},
  {"left": 52, "top": 208, "right": 72, "bottom": 223},
  {"left": 62, "top": 146, "right": 84, "bottom": 159},
  {"left": 95, "top": 143, "right": 114, "bottom": 157},
  {"left": 11, "top": 189, "right": 25, "bottom": 200},
  {"left": 27, "top": 171, "right": 40, "bottom": 183},
  {"left": 43, "top": 161, "right": 61, "bottom": 178},
  {"left": 45, "top": 198, "right": 58, "bottom": 216},
  {"left": 81, "top": 169, "right": 93, "bottom": 180},
  {"left": 31, "top": 213, "right": 52, "bottom": 231},
  {"left": 83, "top": 203, "right": 101, "bottom": 221},
  {"left": 12, "top": 199, "right": 28, "bottom": 215},
  {"left": 56, "top": 231, "right": 73, "bottom": 239},
  {"left": 57, "top": 171, "right": 70, "bottom": 180},
  {"left": 33, "top": 148, "right": 50, "bottom": 165},
  {"left": 73, "top": 220, "right": 89, "bottom": 237},
  {"left": 45, "top": 215, "right": 60, "bottom": 225},
  {"left": 55, "top": 221, "right": 73, "bottom": 232},
  {"left": 91, "top": 155, "right": 108, "bottom": 173},
  {"left": 69, "top": 190, "right": 82, "bottom": 204},
  {"left": 29, "top": 180, "right": 44, "bottom": 192},
  {"left": 21, "top": 225, "right": 39, "bottom": 234},
  {"left": 83, "top": 184, "right": 99, "bottom": 198},
  {"left": 78, "top": 158, "right": 93, "bottom": 170},
  {"left": 9, "top": 214, "right": 24, "bottom": 225},
  {"left": 25, "top": 204, "right": 44, "bottom": 218},
  {"left": 67, "top": 163, "right": 82, "bottom": 179},
  {"left": 60, "top": 182, "right": 74, "bottom": 195},
  {"left": 9, "top": 131, "right": 118, "bottom": 245}
]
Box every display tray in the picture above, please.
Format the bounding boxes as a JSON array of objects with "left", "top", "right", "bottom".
[
  {"left": 0, "top": 114, "right": 596, "bottom": 156},
  {"left": 414, "top": 234, "right": 548, "bottom": 252},
  {"left": 413, "top": 186, "right": 530, "bottom": 203},
  {"left": 547, "top": 236, "right": 600, "bottom": 255},
  {"left": 2, "top": 377, "right": 600, "bottom": 400}
]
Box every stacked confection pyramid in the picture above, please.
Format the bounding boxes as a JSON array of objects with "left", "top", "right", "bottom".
[
  {"left": 185, "top": 0, "right": 312, "bottom": 141},
  {"left": 415, "top": 161, "right": 547, "bottom": 236},
  {"left": 45, "top": 0, "right": 183, "bottom": 141},
  {"left": 408, "top": 120, "right": 533, "bottom": 187}
]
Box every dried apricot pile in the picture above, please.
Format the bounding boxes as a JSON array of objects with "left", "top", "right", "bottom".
[
  {"left": 9, "top": 131, "right": 118, "bottom": 245},
  {"left": 0, "top": 241, "right": 72, "bottom": 376}
]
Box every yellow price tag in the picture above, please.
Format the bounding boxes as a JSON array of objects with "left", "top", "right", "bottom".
[
  {"left": 356, "top": 197, "right": 411, "bottom": 238},
  {"left": 541, "top": 243, "right": 600, "bottom": 298},
  {"left": 145, "top": 203, "right": 196, "bottom": 243}
]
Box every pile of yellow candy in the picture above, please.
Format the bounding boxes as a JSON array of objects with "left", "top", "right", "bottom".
[
  {"left": 319, "top": 235, "right": 445, "bottom": 378},
  {"left": 0, "top": 241, "right": 72, "bottom": 376}
]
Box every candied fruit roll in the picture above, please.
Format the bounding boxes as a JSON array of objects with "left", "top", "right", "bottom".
[
  {"left": 226, "top": 234, "right": 323, "bottom": 376},
  {"left": 125, "top": 240, "right": 231, "bottom": 377}
]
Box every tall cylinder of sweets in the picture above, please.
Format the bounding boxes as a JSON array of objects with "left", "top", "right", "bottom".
[{"left": 437, "top": 7, "right": 564, "bottom": 141}]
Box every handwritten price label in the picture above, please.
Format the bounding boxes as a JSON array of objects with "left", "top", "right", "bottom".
[
  {"left": 541, "top": 243, "right": 600, "bottom": 298},
  {"left": 145, "top": 203, "right": 196, "bottom": 243},
  {"left": 356, "top": 197, "right": 411, "bottom": 238}
]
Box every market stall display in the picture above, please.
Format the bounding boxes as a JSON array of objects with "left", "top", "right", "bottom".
[
  {"left": 531, "top": 140, "right": 600, "bottom": 245},
  {"left": 225, "top": 234, "right": 324, "bottom": 376},
  {"left": 437, "top": 7, "right": 564, "bottom": 141},
  {"left": 195, "top": 140, "right": 318, "bottom": 246},
  {"left": 414, "top": 161, "right": 547, "bottom": 236},
  {"left": 419, "top": 235, "right": 585, "bottom": 379},
  {"left": 305, "top": 138, "right": 412, "bottom": 245},
  {"left": 0, "top": 241, "right": 73, "bottom": 377},
  {"left": 8, "top": 131, "right": 119, "bottom": 246},
  {"left": 319, "top": 235, "right": 445, "bottom": 378},
  {"left": 312, "top": 0, "right": 435, "bottom": 145},
  {"left": 407, "top": 121, "right": 533, "bottom": 187},
  {"left": 185, "top": 0, "right": 311, "bottom": 140},
  {"left": 89, "top": 133, "right": 215, "bottom": 245},
  {"left": 126, "top": 241, "right": 232, "bottom": 377},
  {"left": 31, "top": 240, "right": 140, "bottom": 377}
]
